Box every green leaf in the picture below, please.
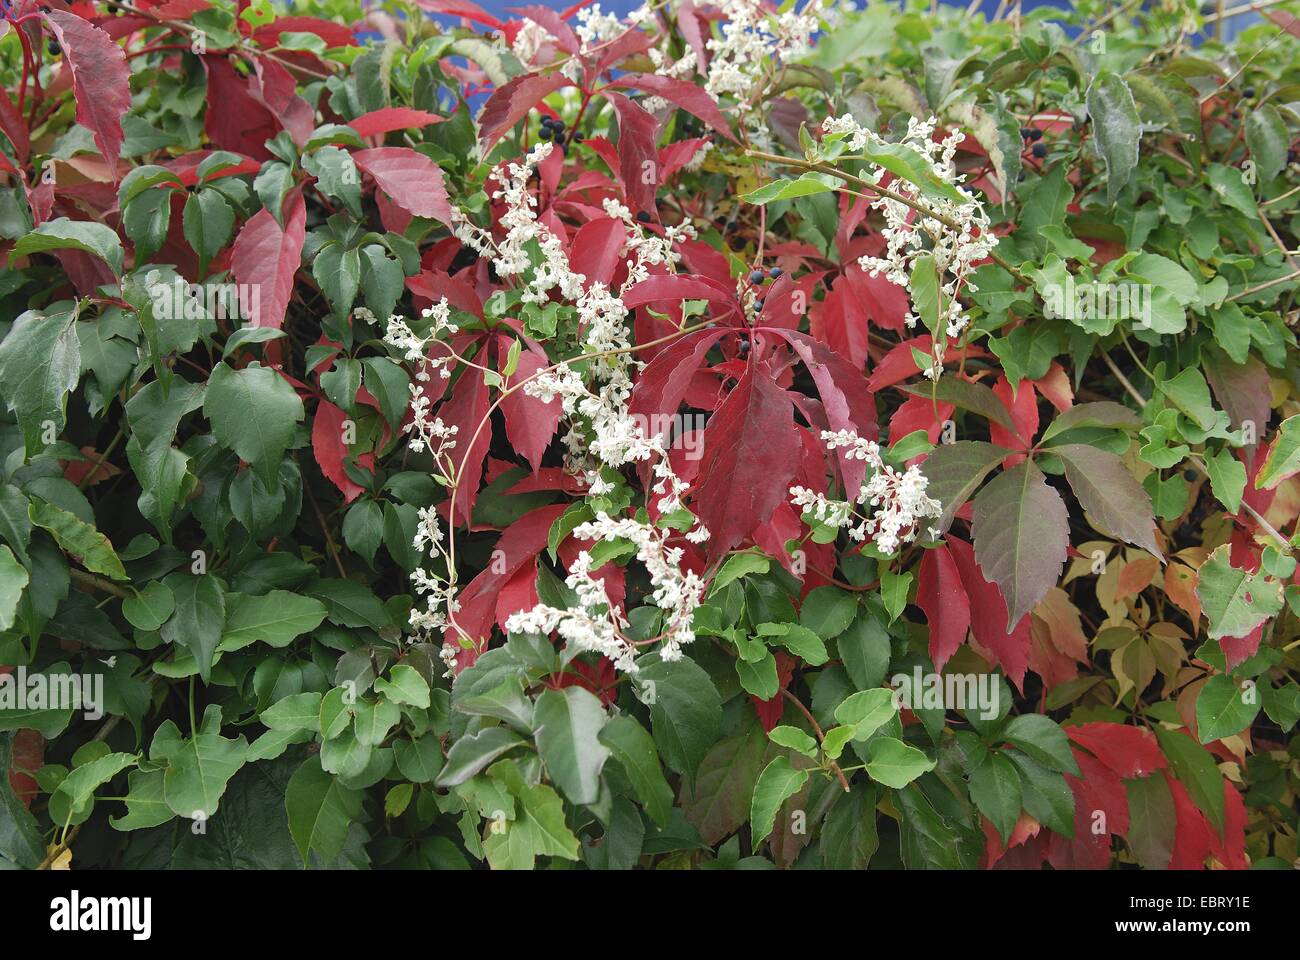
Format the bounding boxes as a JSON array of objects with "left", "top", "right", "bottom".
[
  {"left": 182, "top": 189, "right": 235, "bottom": 270},
  {"left": 435, "top": 727, "right": 526, "bottom": 788},
  {"left": 639, "top": 655, "right": 722, "bottom": 784},
  {"left": 750, "top": 756, "right": 810, "bottom": 845},
  {"left": 1125, "top": 774, "right": 1176, "bottom": 869},
  {"left": 52, "top": 751, "right": 137, "bottom": 823},
  {"left": 742, "top": 172, "right": 837, "bottom": 205},
  {"left": 735, "top": 649, "right": 779, "bottom": 698},
  {"left": 153, "top": 706, "right": 249, "bottom": 819},
  {"left": 798, "top": 585, "right": 858, "bottom": 638},
  {"left": 29, "top": 498, "right": 127, "bottom": 580},
  {"left": 121, "top": 580, "right": 175, "bottom": 632},
  {"left": 833, "top": 688, "right": 898, "bottom": 741},
  {"left": 483, "top": 758, "right": 580, "bottom": 866},
  {"left": 1086, "top": 72, "right": 1141, "bottom": 203},
  {"left": 999, "top": 714, "right": 1079, "bottom": 775},
  {"left": 1154, "top": 727, "right": 1224, "bottom": 835},
  {"left": 971, "top": 459, "right": 1070, "bottom": 628},
  {"left": 1256, "top": 415, "right": 1300, "bottom": 489},
  {"left": 393, "top": 736, "right": 444, "bottom": 784},
  {"left": 756, "top": 622, "right": 828, "bottom": 664},
  {"left": 1245, "top": 103, "right": 1288, "bottom": 183},
  {"left": 0, "top": 545, "right": 28, "bottom": 632},
  {"left": 1195, "top": 674, "right": 1261, "bottom": 744},
  {"left": 261, "top": 692, "right": 324, "bottom": 732},
  {"left": 12, "top": 218, "right": 124, "bottom": 273},
  {"left": 1195, "top": 543, "right": 1284, "bottom": 640},
  {"left": 1203, "top": 447, "right": 1246, "bottom": 514},
  {"left": 219, "top": 590, "right": 327, "bottom": 651},
  {"left": 159, "top": 575, "right": 227, "bottom": 681},
  {"left": 353, "top": 697, "right": 401, "bottom": 747},
  {"left": 1004, "top": 749, "right": 1075, "bottom": 837},
  {"left": 532, "top": 686, "right": 610, "bottom": 805},
  {"left": 767, "top": 725, "right": 818, "bottom": 758},
  {"left": 285, "top": 754, "right": 363, "bottom": 867},
  {"left": 0, "top": 310, "right": 81, "bottom": 457},
  {"left": 969, "top": 752, "right": 1022, "bottom": 844},
  {"left": 109, "top": 769, "right": 176, "bottom": 831},
  {"left": 599, "top": 715, "right": 674, "bottom": 828},
  {"left": 920, "top": 441, "right": 1011, "bottom": 533},
  {"left": 709, "top": 551, "right": 769, "bottom": 592},
  {"left": 865, "top": 737, "right": 936, "bottom": 789},
  {"left": 373, "top": 664, "right": 431, "bottom": 709},
  {"left": 204, "top": 362, "right": 305, "bottom": 487},
  {"left": 821, "top": 783, "right": 879, "bottom": 869}
]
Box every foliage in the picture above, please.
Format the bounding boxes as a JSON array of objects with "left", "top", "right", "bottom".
[{"left": 0, "top": 0, "right": 1299, "bottom": 871}]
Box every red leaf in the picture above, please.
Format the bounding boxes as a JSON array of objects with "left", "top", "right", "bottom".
[
  {"left": 252, "top": 16, "right": 357, "bottom": 48},
  {"left": 917, "top": 543, "right": 971, "bottom": 670},
  {"left": 0, "top": 90, "right": 30, "bottom": 164},
  {"left": 845, "top": 264, "right": 911, "bottom": 332},
  {"left": 1066, "top": 722, "right": 1167, "bottom": 779},
  {"left": 768, "top": 329, "right": 877, "bottom": 495},
  {"left": 312, "top": 398, "right": 371, "bottom": 502},
  {"left": 478, "top": 73, "right": 572, "bottom": 153},
  {"left": 693, "top": 363, "right": 800, "bottom": 560},
  {"left": 203, "top": 55, "right": 278, "bottom": 159},
  {"left": 44, "top": 11, "right": 131, "bottom": 177},
  {"left": 495, "top": 558, "right": 539, "bottom": 631},
  {"left": 1164, "top": 771, "right": 1216, "bottom": 869},
  {"left": 947, "top": 535, "right": 1031, "bottom": 691},
  {"left": 1208, "top": 780, "right": 1248, "bottom": 869},
  {"left": 152, "top": 0, "right": 212, "bottom": 17},
  {"left": 445, "top": 504, "right": 569, "bottom": 668},
  {"left": 609, "top": 74, "right": 737, "bottom": 142},
  {"left": 1050, "top": 749, "right": 1129, "bottom": 869},
  {"left": 230, "top": 188, "right": 307, "bottom": 329},
  {"left": 507, "top": 5, "right": 581, "bottom": 53},
  {"left": 352, "top": 148, "right": 454, "bottom": 224},
  {"left": 603, "top": 90, "right": 659, "bottom": 214},
  {"left": 413, "top": 0, "right": 504, "bottom": 28},
  {"left": 622, "top": 273, "right": 737, "bottom": 311},
  {"left": 499, "top": 339, "right": 560, "bottom": 473},
  {"left": 438, "top": 369, "right": 492, "bottom": 526},
  {"left": 1220, "top": 623, "right": 1264, "bottom": 672},
  {"left": 989, "top": 376, "right": 1038, "bottom": 452},
  {"left": 349, "top": 107, "right": 446, "bottom": 139},
  {"left": 567, "top": 216, "right": 627, "bottom": 290},
  {"left": 629, "top": 328, "right": 727, "bottom": 433}
]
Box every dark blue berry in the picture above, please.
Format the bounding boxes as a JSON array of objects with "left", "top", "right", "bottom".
[
  {"left": 538, "top": 126, "right": 552, "bottom": 140},
  {"left": 769, "top": 267, "right": 782, "bottom": 278},
  {"left": 1031, "top": 142, "right": 1047, "bottom": 158},
  {"left": 749, "top": 270, "right": 765, "bottom": 283},
  {"left": 635, "top": 211, "right": 651, "bottom": 223},
  {"left": 1028, "top": 128, "right": 1043, "bottom": 141},
  {"left": 754, "top": 299, "right": 764, "bottom": 311},
  {"left": 552, "top": 119, "right": 566, "bottom": 133}
]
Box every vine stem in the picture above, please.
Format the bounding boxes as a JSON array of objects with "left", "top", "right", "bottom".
[{"left": 780, "top": 689, "right": 851, "bottom": 793}]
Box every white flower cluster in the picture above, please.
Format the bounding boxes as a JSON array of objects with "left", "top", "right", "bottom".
[
  {"left": 823, "top": 113, "right": 996, "bottom": 377},
  {"left": 790, "top": 430, "right": 942, "bottom": 555},
  {"left": 705, "top": 0, "right": 824, "bottom": 113},
  {"left": 511, "top": 18, "right": 557, "bottom": 64},
  {"left": 505, "top": 512, "right": 706, "bottom": 672},
  {"left": 492, "top": 142, "right": 588, "bottom": 305}
]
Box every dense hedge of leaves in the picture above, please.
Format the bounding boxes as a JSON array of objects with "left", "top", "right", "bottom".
[{"left": 1, "top": 0, "right": 1300, "bottom": 871}]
